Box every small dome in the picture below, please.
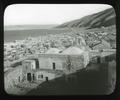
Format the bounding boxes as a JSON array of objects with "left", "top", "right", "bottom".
[
  {"left": 46, "top": 48, "right": 61, "bottom": 54},
  {"left": 62, "top": 46, "right": 84, "bottom": 54}
]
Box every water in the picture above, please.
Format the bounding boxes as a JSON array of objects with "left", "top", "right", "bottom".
[{"left": 4, "top": 28, "right": 71, "bottom": 43}]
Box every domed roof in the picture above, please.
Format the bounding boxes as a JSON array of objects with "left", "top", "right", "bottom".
[
  {"left": 62, "top": 46, "right": 84, "bottom": 54},
  {"left": 46, "top": 48, "right": 60, "bottom": 54}
]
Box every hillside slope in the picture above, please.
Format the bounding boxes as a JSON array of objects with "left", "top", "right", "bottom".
[{"left": 56, "top": 8, "right": 116, "bottom": 29}]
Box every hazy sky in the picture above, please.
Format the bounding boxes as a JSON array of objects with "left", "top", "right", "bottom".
[{"left": 4, "top": 4, "right": 112, "bottom": 25}]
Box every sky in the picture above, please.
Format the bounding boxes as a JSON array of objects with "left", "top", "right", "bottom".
[{"left": 4, "top": 4, "right": 113, "bottom": 26}]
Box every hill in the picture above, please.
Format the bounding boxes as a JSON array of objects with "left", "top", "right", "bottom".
[{"left": 56, "top": 8, "right": 116, "bottom": 29}]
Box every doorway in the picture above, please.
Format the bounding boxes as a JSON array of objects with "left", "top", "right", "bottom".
[
  {"left": 27, "top": 73, "right": 32, "bottom": 82},
  {"left": 53, "top": 62, "right": 56, "bottom": 70},
  {"left": 46, "top": 77, "right": 48, "bottom": 81},
  {"left": 33, "top": 74, "right": 35, "bottom": 81},
  {"left": 36, "top": 59, "right": 39, "bottom": 69},
  {"left": 97, "top": 57, "right": 101, "bottom": 63},
  {"left": 41, "top": 74, "right": 43, "bottom": 78}
]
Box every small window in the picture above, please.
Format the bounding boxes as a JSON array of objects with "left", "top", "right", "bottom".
[
  {"left": 97, "top": 57, "right": 101, "bottom": 63},
  {"left": 33, "top": 74, "right": 35, "bottom": 80},
  {"left": 53, "top": 62, "right": 55, "bottom": 70},
  {"left": 38, "top": 75, "right": 43, "bottom": 78},
  {"left": 41, "top": 75, "right": 43, "bottom": 78}
]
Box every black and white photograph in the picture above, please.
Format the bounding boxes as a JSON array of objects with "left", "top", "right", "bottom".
[{"left": 4, "top": 4, "right": 116, "bottom": 95}]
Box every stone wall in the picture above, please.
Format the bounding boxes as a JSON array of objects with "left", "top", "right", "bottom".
[
  {"left": 38, "top": 56, "right": 64, "bottom": 70},
  {"left": 35, "top": 71, "right": 56, "bottom": 81},
  {"left": 38, "top": 54, "right": 85, "bottom": 72},
  {"left": 4, "top": 66, "right": 23, "bottom": 93}
]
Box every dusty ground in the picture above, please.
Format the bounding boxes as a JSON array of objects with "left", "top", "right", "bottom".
[
  {"left": 5, "top": 79, "right": 44, "bottom": 95},
  {"left": 4, "top": 65, "right": 44, "bottom": 95}
]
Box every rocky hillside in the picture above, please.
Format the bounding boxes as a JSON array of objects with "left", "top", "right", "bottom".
[{"left": 56, "top": 8, "right": 116, "bottom": 29}]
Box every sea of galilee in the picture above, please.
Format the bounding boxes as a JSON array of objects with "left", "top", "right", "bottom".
[{"left": 4, "top": 5, "right": 116, "bottom": 95}]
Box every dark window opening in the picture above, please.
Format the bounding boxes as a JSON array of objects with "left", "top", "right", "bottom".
[
  {"left": 46, "top": 77, "right": 48, "bottom": 81},
  {"left": 97, "top": 57, "right": 101, "bottom": 63},
  {"left": 53, "top": 62, "right": 56, "bottom": 70},
  {"left": 41, "top": 75, "right": 43, "bottom": 78},
  {"left": 36, "top": 59, "right": 39, "bottom": 69},
  {"left": 27, "top": 73, "right": 32, "bottom": 82}
]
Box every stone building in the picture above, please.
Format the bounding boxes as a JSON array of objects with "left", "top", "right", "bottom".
[
  {"left": 8, "top": 36, "right": 90, "bottom": 83},
  {"left": 61, "top": 46, "right": 89, "bottom": 67},
  {"left": 22, "top": 60, "right": 37, "bottom": 82},
  {"left": 21, "top": 45, "right": 90, "bottom": 82},
  {"left": 21, "top": 53, "right": 86, "bottom": 82}
]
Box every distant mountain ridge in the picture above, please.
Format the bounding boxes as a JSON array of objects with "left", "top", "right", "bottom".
[{"left": 56, "top": 8, "right": 116, "bottom": 29}]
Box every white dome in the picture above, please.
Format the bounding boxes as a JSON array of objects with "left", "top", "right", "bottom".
[
  {"left": 46, "top": 48, "right": 60, "bottom": 54},
  {"left": 62, "top": 46, "right": 84, "bottom": 54},
  {"left": 62, "top": 46, "right": 90, "bottom": 67}
]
